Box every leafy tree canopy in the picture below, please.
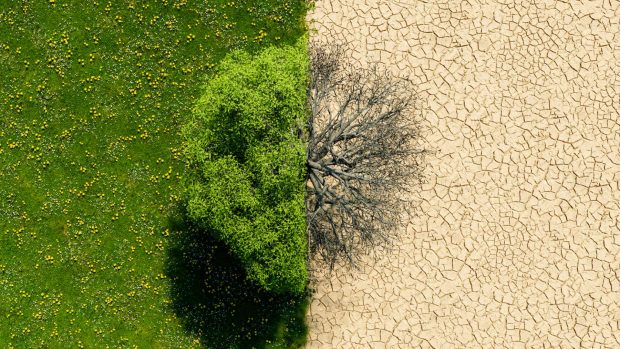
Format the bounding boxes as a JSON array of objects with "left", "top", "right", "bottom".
[{"left": 183, "top": 39, "right": 309, "bottom": 294}]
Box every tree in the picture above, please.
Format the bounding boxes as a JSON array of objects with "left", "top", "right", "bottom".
[
  {"left": 306, "top": 42, "right": 425, "bottom": 268},
  {"left": 183, "top": 40, "right": 309, "bottom": 294}
]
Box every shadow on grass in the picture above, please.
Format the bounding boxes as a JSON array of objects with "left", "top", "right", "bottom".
[{"left": 165, "top": 212, "right": 309, "bottom": 349}]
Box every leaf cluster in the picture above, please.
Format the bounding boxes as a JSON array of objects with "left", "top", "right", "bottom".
[{"left": 183, "top": 40, "right": 309, "bottom": 294}]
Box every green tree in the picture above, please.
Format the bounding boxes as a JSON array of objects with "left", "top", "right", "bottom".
[{"left": 183, "top": 39, "right": 309, "bottom": 294}]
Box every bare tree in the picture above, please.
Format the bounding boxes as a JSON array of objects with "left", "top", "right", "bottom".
[{"left": 306, "top": 42, "right": 425, "bottom": 268}]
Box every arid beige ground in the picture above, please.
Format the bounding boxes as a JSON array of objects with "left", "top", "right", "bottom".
[{"left": 306, "top": 1, "right": 620, "bottom": 348}]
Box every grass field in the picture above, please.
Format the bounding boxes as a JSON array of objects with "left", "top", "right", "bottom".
[{"left": 0, "top": 1, "right": 308, "bottom": 348}]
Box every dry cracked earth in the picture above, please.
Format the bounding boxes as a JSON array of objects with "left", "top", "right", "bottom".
[{"left": 306, "top": 1, "right": 620, "bottom": 348}]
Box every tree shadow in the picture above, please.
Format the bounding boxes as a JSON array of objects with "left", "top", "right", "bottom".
[{"left": 165, "top": 211, "right": 309, "bottom": 349}]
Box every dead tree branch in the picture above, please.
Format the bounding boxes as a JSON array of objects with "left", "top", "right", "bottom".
[{"left": 306, "top": 42, "right": 426, "bottom": 268}]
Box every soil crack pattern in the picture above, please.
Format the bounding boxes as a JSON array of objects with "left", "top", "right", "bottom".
[{"left": 307, "top": 0, "right": 620, "bottom": 348}]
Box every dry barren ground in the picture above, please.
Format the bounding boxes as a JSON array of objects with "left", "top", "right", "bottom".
[{"left": 306, "top": 1, "right": 620, "bottom": 348}]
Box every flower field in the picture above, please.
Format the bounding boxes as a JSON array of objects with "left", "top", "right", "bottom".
[{"left": 0, "top": 1, "right": 308, "bottom": 348}]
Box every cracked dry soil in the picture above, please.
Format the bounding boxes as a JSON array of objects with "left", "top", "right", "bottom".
[{"left": 306, "top": 1, "right": 620, "bottom": 348}]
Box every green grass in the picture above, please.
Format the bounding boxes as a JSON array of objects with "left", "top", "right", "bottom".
[
  {"left": 0, "top": 1, "right": 308, "bottom": 348},
  {"left": 166, "top": 214, "right": 309, "bottom": 349}
]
